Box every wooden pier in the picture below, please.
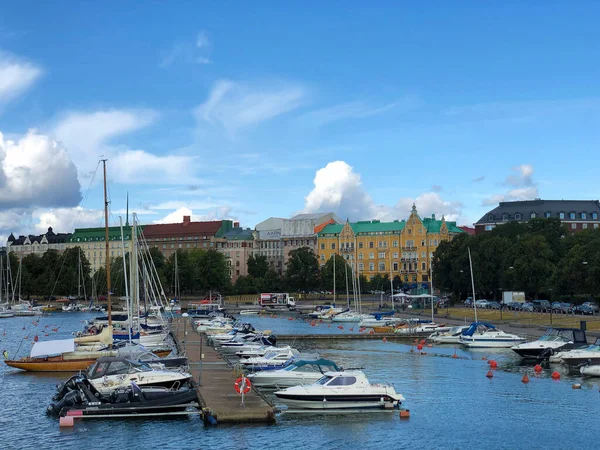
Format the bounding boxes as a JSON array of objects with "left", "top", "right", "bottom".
[{"left": 171, "top": 317, "right": 275, "bottom": 425}]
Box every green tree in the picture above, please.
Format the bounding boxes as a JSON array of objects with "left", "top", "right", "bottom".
[
  {"left": 247, "top": 254, "right": 269, "bottom": 279},
  {"left": 320, "top": 254, "right": 349, "bottom": 292},
  {"left": 285, "top": 247, "right": 319, "bottom": 291},
  {"left": 196, "top": 249, "right": 231, "bottom": 293}
]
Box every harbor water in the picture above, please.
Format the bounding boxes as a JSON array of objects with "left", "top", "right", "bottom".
[{"left": 1, "top": 312, "right": 599, "bottom": 450}]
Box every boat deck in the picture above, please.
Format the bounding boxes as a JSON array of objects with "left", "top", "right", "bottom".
[{"left": 171, "top": 317, "right": 275, "bottom": 425}]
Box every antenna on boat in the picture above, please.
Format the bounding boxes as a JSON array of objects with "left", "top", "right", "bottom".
[
  {"left": 468, "top": 247, "right": 478, "bottom": 323},
  {"left": 102, "top": 159, "right": 112, "bottom": 333}
]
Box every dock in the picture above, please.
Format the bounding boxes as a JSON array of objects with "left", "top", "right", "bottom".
[{"left": 171, "top": 317, "right": 276, "bottom": 425}]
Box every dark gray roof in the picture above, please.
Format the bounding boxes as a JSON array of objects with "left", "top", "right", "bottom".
[
  {"left": 476, "top": 199, "right": 600, "bottom": 224},
  {"left": 8, "top": 227, "right": 72, "bottom": 246}
]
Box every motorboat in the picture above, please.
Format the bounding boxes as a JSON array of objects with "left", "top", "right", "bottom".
[
  {"left": 580, "top": 365, "right": 600, "bottom": 377},
  {"left": 247, "top": 358, "right": 341, "bottom": 388},
  {"left": 274, "top": 370, "right": 404, "bottom": 410},
  {"left": 307, "top": 306, "right": 343, "bottom": 320},
  {"left": 395, "top": 321, "right": 450, "bottom": 335},
  {"left": 429, "top": 325, "right": 470, "bottom": 344},
  {"left": 331, "top": 311, "right": 372, "bottom": 322},
  {"left": 239, "top": 309, "right": 260, "bottom": 315},
  {"left": 238, "top": 348, "right": 300, "bottom": 371},
  {"left": 555, "top": 338, "right": 600, "bottom": 367},
  {"left": 236, "top": 345, "right": 291, "bottom": 359},
  {"left": 85, "top": 356, "right": 193, "bottom": 395},
  {"left": 358, "top": 315, "right": 404, "bottom": 328},
  {"left": 219, "top": 334, "right": 277, "bottom": 354},
  {"left": 459, "top": 322, "right": 525, "bottom": 348},
  {"left": 0, "top": 306, "right": 15, "bottom": 318},
  {"left": 47, "top": 376, "right": 197, "bottom": 418},
  {"left": 511, "top": 328, "right": 587, "bottom": 359}
]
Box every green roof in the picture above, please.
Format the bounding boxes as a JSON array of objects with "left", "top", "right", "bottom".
[
  {"left": 319, "top": 218, "right": 464, "bottom": 236},
  {"left": 69, "top": 225, "right": 145, "bottom": 243},
  {"left": 422, "top": 217, "right": 463, "bottom": 234}
]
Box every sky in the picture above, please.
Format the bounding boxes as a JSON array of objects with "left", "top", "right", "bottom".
[{"left": 1, "top": 2, "right": 599, "bottom": 242}]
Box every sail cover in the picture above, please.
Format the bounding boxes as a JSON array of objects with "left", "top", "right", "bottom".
[{"left": 30, "top": 339, "right": 75, "bottom": 358}]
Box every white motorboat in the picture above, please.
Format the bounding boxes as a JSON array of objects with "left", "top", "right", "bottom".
[
  {"left": 555, "top": 338, "right": 600, "bottom": 367},
  {"left": 511, "top": 328, "right": 588, "bottom": 359},
  {"left": 429, "top": 325, "right": 470, "bottom": 344},
  {"left": 274, "top": 370, "right": 404, "bottom": 410},
  {"left": 86, "top": 356, "right": 192, "bottom": 395},
  {"left": 358, "top": 316, "right": 404, "bottom": 328},
  {"left": 219, "top": 334, "right": 277, "bottom": 354},
  {"left": 0, "top": 307, "right": 15, "bottom": 318},
  {"left": 239, "top": 310, "right": 260, "bottom": 315},
  {"left": 395, "top": 322, "right": 450, "bottom": 335},
  {"left": 236, "top": 345, "right": 290, "bottom": 359},
  {"left": 331, "top": 311, "right": 373, "bottom": 322},
  {"left": 239, "top": 348, "right": 299, "bottom": 370},
  {"left": 459, "top": 322, "right": 525, "bottom": 348},
  {"left": 247, "top": 358, "right": 341, "bottom": 388},
  {"left": 307, "top": 306, "right": 343, "bottom": 320},
  {"left": 580, "top": 365, "right": 600, "bottom": 377}
]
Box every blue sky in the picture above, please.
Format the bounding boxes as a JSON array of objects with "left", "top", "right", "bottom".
[{"left": 1, "top": 2, "right": 599, "bottom": 239}]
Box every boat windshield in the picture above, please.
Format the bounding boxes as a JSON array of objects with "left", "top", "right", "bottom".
[
  {"left": 539, "top": 335, "right": 570, "bottom": 343},
  {"left": 315, "top": 375, "right": 333, "bottom": 385}
]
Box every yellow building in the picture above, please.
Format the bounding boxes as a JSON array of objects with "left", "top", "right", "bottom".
[{"left": 317, "top": 205, "right": 465, "bottom": 285}]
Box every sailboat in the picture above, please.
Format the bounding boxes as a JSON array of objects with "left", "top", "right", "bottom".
[
  {"left": 164, "top": 252, "right": 182, "bottom": 313},
  {"left": 4, "top": 160, "right": 118, "bottom": 372}
]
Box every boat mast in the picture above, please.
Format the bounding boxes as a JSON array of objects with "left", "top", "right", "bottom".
[
  {"left": 102, "top": 159, "right": 112, "bottom": 328},
  {"left": 344, "top": 262, "right": 349, "bottom": 309},
  {"left": 468, "top": 247, "right": 478, "bottom": 323},
  {"left": 18, "top": 254, "right": 22, "bottom": 301},
  {"left": 119, "top": 216, "right": 131, "bottom": 343},
  {"left": 430, "top": 254, "right": 434, "bottom": 324},
  {"left": 389, "top": 249, "right": 394, "bottom": 312},
  {"left": 78, "top": 247, "right": 81, "bottom": 300},
  {"left": 332, "top": 254, "right": 336, "bottom": 307}
]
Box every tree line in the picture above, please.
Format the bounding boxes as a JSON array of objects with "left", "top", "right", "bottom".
[{"left": 432, "top": 218, "right": 600, "bottom": 303}]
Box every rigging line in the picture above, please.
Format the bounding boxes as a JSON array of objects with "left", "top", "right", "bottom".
[{"left": 46, "top": 161, "right": 102, "bottom": 299}]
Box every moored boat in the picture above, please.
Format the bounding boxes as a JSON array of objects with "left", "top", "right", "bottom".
[
  {"left": 459, "top": 322, "right": 525, "bottom": 348},
  {"left": 511, "top": 328, "right": 587, "bottom": 359}
]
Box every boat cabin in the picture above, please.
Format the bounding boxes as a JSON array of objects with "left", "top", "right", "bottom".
[
  {"left": 286, "top": 358, "right": 340, "bottom": 374},
  {"left": 315, "top": 371, "right": 368, "bottom": 388},
  {"left": 540, "top": 328, "right": 587, "bottom": 345},
  {"left": 87, "top": 357, "right": 151, "bottom": 379}
]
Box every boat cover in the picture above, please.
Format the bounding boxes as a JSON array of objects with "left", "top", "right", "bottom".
[
  {"left": 461, "top": 322, "right": 496, "bottom": 337},
  {"left": 30, "top": 339, "right": 75, "bottom": 358}
]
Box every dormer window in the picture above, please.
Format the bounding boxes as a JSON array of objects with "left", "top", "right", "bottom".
[
  {"left": 581, "top": 212, "right": 587, "bottom": 220},
  {"left": 488, "top": 214, "right": 494, "bottom": 221},
  {"left": 530, "top": 212, "right": 537, "bottom": 219},
  {"left": 545, "top": 211, "right": 551, "bottom": 218},
  {"left": 593, "top": 212, "right": 598, "bottom": 220},
  {"left": 502, "top": 213, "right": 509, "bottom": 222},
  {"left": 559, "top": 212, "right": 565, "bottom": 219},
  {"left": 515, "top": 213, "right": 522, "bottom": 220},
  {"left": 569, "top": 212, "right": 575, "bottom": 220}
]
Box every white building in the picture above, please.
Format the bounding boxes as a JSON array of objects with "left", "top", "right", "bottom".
[
  {"left": 255, "top": 217, "right": 285, "bottom": 274},
  {"left": 281, "top": 213, "right": 342, "bottom": 264}
]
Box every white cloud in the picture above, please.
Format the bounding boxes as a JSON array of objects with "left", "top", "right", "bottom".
[
  {"left": 303, "top": 160, "right": 463, "bottom": 222},
  {"left": 0, "top": 130, "right": 81, "bottom": 209},
  {"left": 111, "top": 150, "right": 197, "bottom": 185},
  {"left": 160, "top": 30, "right": 212, "bottom": 68},
  {"left": 0, "top": 51, "right": 42, "bottom": 106},
  {"left": 148, "top": 200, "right": 227, "bottom": 211},
  {"left": 195, "top": 79, "right": 308, "bottom": 138},
  {"left": 33, "top": 207, "right": 104, "bottom": 233},
  {"left": 482, "top": 164, "right": 539, "bottom": 206},
  {"left": 196, "top": 31, "right": 211, "bottom": 48},
  {"left": 153, "top": 206, "right": 235, "bottom": 224}
]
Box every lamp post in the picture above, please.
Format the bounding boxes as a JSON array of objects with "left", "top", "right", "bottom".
[{"left": 459, "top": 269, "right": 464, "bottom": 309}]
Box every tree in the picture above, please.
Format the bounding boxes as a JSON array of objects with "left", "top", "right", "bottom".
[
  {"left": 247, "top": 254, "right": 269, "bottom": 279},
  {"left": 285, "top": 247, "right": 319, "bottom": 291},
  {"left": 320, "top": 255, "right": 349, "bottom": 292},
  {"left": 196, "top": 249, "right": 231, "bottom": 293}
]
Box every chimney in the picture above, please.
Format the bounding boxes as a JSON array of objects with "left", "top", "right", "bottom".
[
  {"left": 183, "top": 215, "right": 191, "bottom": 227},
  {"left": 234, "top": 221, "right": 240, "bottom": 228},
  {"left": 432, "top": 213, "right": 436, "bottom": 220}
]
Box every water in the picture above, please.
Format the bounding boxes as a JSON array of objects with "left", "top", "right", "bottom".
[{"left": 1, "top": 313, "right": 599, "bottom": 449}]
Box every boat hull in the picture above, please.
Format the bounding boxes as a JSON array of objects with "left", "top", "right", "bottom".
[
  {"left": 274, "top": 394, "right": 400, "bottom": 410},
  {"left": 460, "top": 338, "right": 524, "bottom": 348},
  {"left": 5, "top": 357, "right": 98, "bottom": 372}
]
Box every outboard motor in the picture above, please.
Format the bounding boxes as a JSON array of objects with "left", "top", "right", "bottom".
[
  {"left": 52, "top": 375, "right": 82, "bottom": 401},
  {"left": 47, "top": 390, "right": 82, "bottom": 417},
  {"left": 266, "top": 335, "right": 277, "bottom": 346}
]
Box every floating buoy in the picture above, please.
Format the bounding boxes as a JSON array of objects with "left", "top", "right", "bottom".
[
  {"left": 551, "top": 371, "right": 561, "bottom": 380},
  {"left": 409, "top": 348, "right": 414, "bottom": 353},
  {"left": 34, "top": 335, "right": 39, "bottom": 342},
  {"left": 22, "top": 326, "right": 26, "bottom": 330},
  {"left": 452, "top": 352, "right": 458, "bottom": 359},
  {"left": 59, "top": 416, "right": 74, "bottom": 427},
  {"left": 369, "top": 330, "right": 374, "bottom": 334},
  {"left": 349, "top": 328, "right": 353, "bottom": 331},
  {"left": 287, "top": 317, "right": 294, "bottom": 321},
  {"left": 382, "top": 337, "right": 387, "bottom": 342},
  {"left": 534, "top": 364, "right": 543, "bottom": 373},
  {"left": 45, "top": 334, "right": 49, "bottom": 337},
  {"left": 337, "top": 325, "right": 344, "bottom": 330},
  {"left": 481, "top": 356, "right": 488, "bottom": 360},
  {"left": 399, "top": 409, "right": 410, "bottom": 419},
  {"left": 486, "top": 370, "right": 494, "bottom": 378},
  {"left": 420, "top": 339, "right": 426, "bottom": 345},
  {"left": 413, "top": 339, "right": 418, "bottom": 344},
  {"left": 417, "top": 344, "right": 423, "bottom": 351},
  {"left": 489, "top": 360, "right": 498, "bottom": 369},
  {"left": 572, "top": 383, "right": 581, "bottom": 389},
  {"left": 521, "top": 374, "right": 530, "bottom": 384}
]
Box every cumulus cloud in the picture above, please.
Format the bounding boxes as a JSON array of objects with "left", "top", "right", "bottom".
[
  {"left": 33, "top": 207, "right": 104, "bottom": 233},
  {"left": 0, "top": 51, "right": 42, "bottom": 106},
  {"left": 153, "top": 206, "right": 235, "bottom": 224},
  {"left": 111, "top": 150, "right": 196, "bottom": 185},
  {"left": 303, "top": 161, "right": 463, "bottom": 222},
  {"left": 195, "top": 79, "right": 308, "bottom": 138},
  {"left": 0, "top": 130, "right": 81, "bottom": 209},
  {"left": 482, "top": 164, "right": 539, "bottom": 206}
]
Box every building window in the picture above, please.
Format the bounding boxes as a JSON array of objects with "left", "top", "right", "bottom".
[
  {"left": 392, "top": 240, "right": 398, "bottom": 248},
  {"left": 406, "top": 240, "right": 414, "bottom": 248},
  {"left": 593, "top": 212, "right": 598, "bottom": 220},
  {"left": 369, "top": 252, "right": 374, "bottom": 259},
  {"left": 583, "top": 223, "right": 588, "bottom": 230},
  {"left": 393, "top": 262, "right": 398, "bottom": 271},
  {"left": 331, "top": 243, "right": 336, "bottom": 250},
  {"left": 569, "top": 212, "right": 575, "bottom": 219},
  {"left": 412, "top": 274, "right": 417, "bottom": 282},
  {"left": 403, "top": 263, "right": 407, "bottom": 270},
  {"left": 421, "top": 251, "right": 426, "bottom": 258},
  {"left": 358, "top": 242, "right": 363, "bottom": 249},
  {"left": 377, "top": 252, "right": 384, "bottom": 259},
  {"left": 236, "top": 270, "right": 240, "bottom": 276},
  {"left": 369, "top": 241, "right": 374, "bottom": 248},
  {"left": 502, "top": 213, "right": 509, "bottom": 222},
  {"left": 581, "top": 212, "right": 587, "bottom": 219},
  {"left": 571, "top": 223, "right": 577, "bottom": 230},
  {"left": 559, "top": 212, "right": 565, "bottom": 219},
  {"left": 392, "top": 252, "right": 398, "bottom": 258},
  {"left": 545, "top": 211, "right": 551, "bottom": 218},
  {"left": 321, "top": 254, "right": 325, "bottom": 261},
  {"left": 320, "top": 243, "right": 325, "bottom": 250},
  {"left": 369, "top": 262, "right": 375, "bottom": 271},
  {"left": 408, "top": 229, "right": 412, "bottom": 235},
  {"left": 421, "top": 240, "right": 425, "bottom": 247},
  {"left": 515, "top": 213, "right": 521, "bottom": 220},
  {"left": 530, "top": 212, "right": 536, "bottom": 219},
  {"left": 422, "top": 262, "right": 426, "bottom": 271},
  {"left": 358, "top": 253, "right": 363, "bottom": 260},
  {"left": 379, "top": 262, "right": 385, "bottom": 271},
  {"left": 484, "top": 225, "right": 494, "bottom": 231},
  {"left": 488, "top": 214, "right": 494, "bottom": 221},
  {"left": 358, "top": 263, "right": 364, "bottom": 271}
]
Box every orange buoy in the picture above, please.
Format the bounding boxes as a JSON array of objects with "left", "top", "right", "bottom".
[
  {"left": 44, "top": 333, "right": 49, "bottom": 337},
  {"left": 34, "top": 335, "right": 39, "bottom": 342},
  {"left": 534, "top": 364, "right": 543, "bottom": 373},
  {"left": 572, "top": 383, "right": 581, "bottom": 389},
  {"left": 288, "top": 317, "right": 294, "bottom": 321},
  {"left": 417, "top": 344, "right": 423, "bottom": 351},
  {"left": 420, "top": 339, "right": 426, "bottom": 345},
  {"left": 551, "top": 371, "right": 561, "bottom": 380},
  {"left": 489, "top": 360, "right": 498, "bottom": 369},
  {"left": 382, "top": 337, "right": 387, "bottom": 342},
  {"left": 452, "top": 351, "right": 458, "bottom": 359},
  {"left": 399, "top": 409, "right": 410, "bottom": 419},
  {"left": 349, "top": 328, "right": 354, "bottom": 331},
  {"left": 486, "top": 370, "right": 494, "bottom": 378},
  {"left": 521, "top": 374, "right": 530, "bottom": 384},
  {"left": 337, "top": 325, "right": 344, "bottom": 330}
]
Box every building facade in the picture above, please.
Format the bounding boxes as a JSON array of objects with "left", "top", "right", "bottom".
[
  {"left": 281, "top": 212, "right": 342, "bottom": 264},
  {"left": 7, "top": 227, "right": 72, "bottom": 255},
  {"left": 318, "top": 205, "right": 465, "bottom": 285},
  {"left": 142, "top": 216, "right": 232, "bottom": 259},
  {"left": 475, "top": 199, "right": 600, "bottom": 234},
  {"left": 212, "top": 226, "right": 256, "bottom": 281},
  {"left": 254, "top": 217, "right": 285, "bottom": 275}
]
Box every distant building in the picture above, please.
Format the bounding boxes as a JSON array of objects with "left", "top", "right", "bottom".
[
  {"left": 142, "top": 216, "right": 230, "bottom": 259},
  {"left": 254, "top": 217, "right": 285, "bottom": 275},
  {"left": 475, "top": 199, "right": 600, "bottom": 234},
  {"left": 212, "top": 225, "right": 256, "bottom": 281},
  {"left": 459, "top": 226, "right": 476, "bottom": 236},
  {"left": 7, "top": 227, "right": 72, "bottom": 255},
  {"left": 281, "top": 212, "right": 343, "bottom": 265},
  {"left": 318, "top": 205, "right": 465, "bottom": 286}
]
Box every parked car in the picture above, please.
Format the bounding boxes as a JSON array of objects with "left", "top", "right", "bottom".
[
  {"left": 508, "top": 302, "right": 523, "bottom": 311},
  {"left": 578, "top": 304, "right": 597, "bottom": 315},
  {"left": 475, "top": 299, "right": 490, "bottom": 308},
  {"left": 464, "top": 297, "right": 473, "bottom": 307},
  {"left": 551, "top": 301, "right": 562, "bottom": 311},
  {"left": 582, "top": 302, "right": 599, "bottom": 313},
  {"left": 558, "top": 302, "right": 573, "bottom": 314},
  {"left": 487, "top": 301, "right": 502, "bottom": 310},
  {"left": 532, "top": 300, "right": 551, "bottom": 312},
  {"left": 521, "top": 302, "right": 534, "bottom": 312}
]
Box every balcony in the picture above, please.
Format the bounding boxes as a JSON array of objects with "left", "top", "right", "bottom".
[
  {"left": 339, "top": 247, "right": 355, "bottom": 253},
  {"left": 401, "top": 246, "right": 416, "bottom": 251}
]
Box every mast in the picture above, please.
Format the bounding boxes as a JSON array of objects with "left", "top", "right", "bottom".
[
  {"left": 102, "top": 159, "right": 112, "bottom": 328},
  {"left": 78, "top": 247, "right": 81, "bottom": 300},
  {"left": 468, "top": 247, "right": 478, "bottom": 323},
  {"left": 119, "top": 216, "right": 131, "bottom": 343},
  {"left": 344, "top": 261, "right": 349, "bottom": 309},
  {"left": 18, "top": 254, "right": 22, "bottom": 301},
  {"left": 430, "top": 253, "right": 434, "bottom": 324},
  {"left": 389, "top": 248, "right": 394, "bottom": 312},
  {"left": 332, "top": 254, "right": 336, "bottom": 307}
]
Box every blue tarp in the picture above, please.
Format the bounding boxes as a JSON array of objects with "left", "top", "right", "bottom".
[{"left": 461, "top": 322, "right": 496, "bottom": 336}]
